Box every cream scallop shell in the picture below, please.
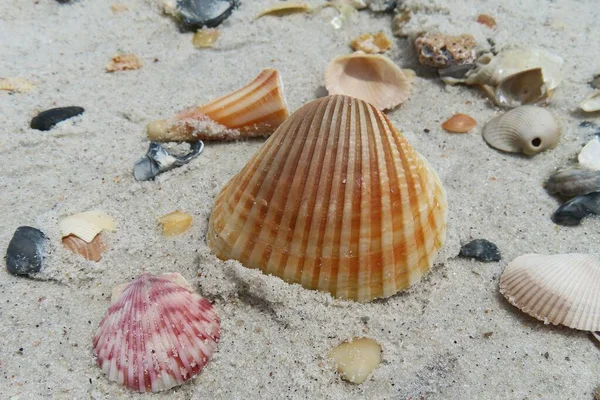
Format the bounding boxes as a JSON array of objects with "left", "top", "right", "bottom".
[
  {"left": 207, "top": 95, "right": 447, "bottom": 302},
  {"left": 499, "top": 253, "right": 600, "bottom": 331},
  {"left": 494, "top": 68, "right": 548, "bottom": 108},
  {"left": 482, "top": 106, "right": 560, "bottom": 155},
  {"left": 58, "top": 211, "right": 116, "bottom": 243},
  {"left": 325, "top": 52, "right": 413, "bottom": 110}
]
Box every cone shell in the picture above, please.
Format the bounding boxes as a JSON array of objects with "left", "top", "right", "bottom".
[
  {"left": 93, "top": 273, "right": 220, "bottom": 392},
  {"left": 325, "top": 52, "right": 413, "bottom": 110},
  {"left": 147, "top": 69, "right": 290, "bottom": 142},
  {"left": 207, "top": 95, "right": 447, "bottom": 301},
  {"left": 499, "top": 253, "right": 600, "bottom": 331},
  {"left": 482, "top": 105, "right": 560, "bottom": 155}
]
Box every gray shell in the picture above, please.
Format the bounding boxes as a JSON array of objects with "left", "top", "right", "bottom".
[{"left": 546, "top": 168, "right": 600, "bottom": 198}]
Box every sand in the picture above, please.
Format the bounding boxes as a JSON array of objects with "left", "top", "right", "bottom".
[{"left": 1, "top": 0, "right": 599, "bottom": 398}]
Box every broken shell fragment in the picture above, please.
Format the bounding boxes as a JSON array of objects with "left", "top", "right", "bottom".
[
  {"left": 441, "top": 113, "right": 476, "bottom": 133},
  {"left": 391, "top": 11, "right": 411, "bottom": 37},
  {"left": 552, "top": 192, "right": 600, "bottom": 226},
  {"left": 482, "top": 106, "right": 560, "bottom": 155},
  {"left": 207, "top": 95, "right": 447, "bottom": 301},
  {"left": 0, "top": 77, "right": 35, "bottom": 93},
  {"left": 147, "top": 69, "right": 289, "bottom": 141},
  {"left": 158, "top": 210, "right": 193, "bottom": 236},
  {"left": 580, "top": 90, "right": 600, "bottom": 112},
  {"left": 500, "top": 253, "right": 600, "bottom": 330},
  {"left": 30, "top": 106, "right": 84, "bottom": 131},
  {"left": 62, "top": 234, "right": 106, "bottom": 262},
  {"left": 325, "top": 52, "right": 413, "bottom": 110},
  {"left": 477, "top": 14, "right": 497, "bottom": 29},
  {"left": 328, "top": 338, "right": 382, "bottom": 384},
  {"left": 494, "top": 68, "right": 547, "bottom": 108},
  {"left": 255, "top": 2, "right": 310, "bottom": 18},
  {"left": 350, "top": 32, "right": 392, "bottom": 54},
  {"left": 93, "top": 273, "right": 220, "bottom": 392},
  {"left": 192, "top": 28, "right": 220, "bottom": 48},
  {"left": 165, "top": 0, "right": 239, "bottom": 31},
  {"left": 414, "top": 33, "right": 476, "bottom": 69},
  {"left": 578, "top": 138, "right": 600, "bottom": 170},
  {"left": 545, "top": 168, "right": 600, "bottom": 198},
  {"left": 58, "top": 211, "right": 116, "bottom": 243},
  {"left": 106, "top": 53, "right": 142, "bottom": 72},
  {"left": 6, "top": 226, "right": 47, "bottom": 276},
  {"left": 458, "top": 239, "right": 501, "bottom": 262},
  {"left": 133, "top": 141, "right": 204, "bottom": 181}
]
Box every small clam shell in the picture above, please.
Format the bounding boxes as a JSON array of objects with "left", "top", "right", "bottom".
[
  {"left": 578, "top": 137, "right": 600, "bottom": 170},
  {"left": 441, "top": 113, "right": 476, "bottom": 133},
  {"left": 500, "top": 253, "right": 600, "bottom": 331},
  {"left": 482, "top": 106, "right": 560, "bottom": 155},
  {"left": 494, "top": 68, "right": 547, "bottom": 108},
  {"left": 552, "top": 192, "right": 600, "bottom": 226},
  {"left": 62, "top": 234, "right": 106, "bottom": 262},
  {"left": 545, "top": 168, "right": 600, "bottom": 197},
  {"left": 328, "top": 337, "right": 381, "bottom": 384},
  {"left": 58, "top": 211, "right": 116, "bottom": 243},
  {"left": 325, "top": 52, "right": 413, "bottom": 110},
  {"left": 93, "top": 273, "right": 220, "bottom": 392},
  {"left": 580, "top": 90, "right": 600, "bottom": 112}
]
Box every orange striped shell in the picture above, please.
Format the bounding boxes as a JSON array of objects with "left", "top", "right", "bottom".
[{"left": 207, "top": 95, "right": 447, "bottom": 301}]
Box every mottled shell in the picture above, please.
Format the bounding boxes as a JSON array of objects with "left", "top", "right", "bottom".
[
  {"left": 494, "top": 68, "right": 547, "bottom": 108},
  {"left": 325, "top": 52, "right": 413, "bottom": 110},
  {"left": 147, "top": 69, "right": 290, "bottom": 141},
  {"left": 207, "top": 95, "right": 447, "bottom": 302},
  {"left": 482, "top": 106, "right": 560, "bottom": 155},
  {"left": 414, "top": 33, "right": 476, "bottom": 69},
  {"left": 93, "top": 273, "right": 220, "bottom": 392},
  {"left": 580, "top": 90, "right": 600, "bottom": 112},
  {"left": 500, "top": 253, "right": 600, "bottom": 331},
  {"left": 545, "top": 168, "right": 600, "bottom": 198}
]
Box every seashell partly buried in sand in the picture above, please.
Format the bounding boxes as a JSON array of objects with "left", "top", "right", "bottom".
[
  {"left": 147, "top": 68, "right": 289, "bottom": 142},
  {"left": 30, "top": 106, "right": 84, "bottom": 131},
  {"left": 164, "top": 0, "right": 239, "bottom": 31},
  {"left": 545, "top": 168, "right": 600, "bottom": 198},
  {"left": 500, "top": 253, "right": 600, "bottom": 331},
  {"left": 325, "top": 52, "right": 413, "bottom": 110},
  {"left": 0, "top": 77, "right": 35, "bottom": 93},
  {"left": 414, "top": 33, "right": 476, "bottom": 69},
  {"left": 255, "top": 2, "right": 310, "bottom": 18},
  {"left": 482, "top": 105, "right": 560, "bottom": 155},
  {"left": 158, "top": 210, "right": 193, "bottom": 236},
  {"left": 207, "top": 95, "right": 447, "bottom": 301},
  {"left": 552, "top": 192, "right": 600, "bottom": 226},
  {"left": 106, "top": 53, "right": 142, "bottom": 72},
  {"left": 580, "top": 90, "right": 600, "bottom": 112},
  {"left": 58, "top": 211, "right": 116, "bottom": 243},
  {"left": 578, "top": 137, "right": 600, "bottom": 171},
  {"left": 192, "top": 28, "right": 220, "bottom": 48},
  {"left": 441, "top": 113, "right": 476, "bottom": 133},
  {"left": 328, "top": 337, "right": 382, "bottom": 384},
  {"left": 493, "top": 68, "right": 547, "bottom": 108},
  {"left": 93, "top": 273, "right": 220, "bottom": 392},
  {"left": 62, "top": 234, "right": 106, "bottom": 262}
]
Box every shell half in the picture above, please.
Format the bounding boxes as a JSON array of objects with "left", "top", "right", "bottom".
[
  {"left": 58, "top": 211, "right": 116, "bottom": 243},
  {"left": 494, "top": 68, "right": 548, "bottom": 108},
  {"left": 93, "top": 273, "right": 220, "bottom": 392},
  {"left": 482, "top": 106, "right": 560, "bottom": 155},
  {"left": 147, "top": 69, "right": 290, "bottom": 142},
  {"left": 325, "top": 52, "right": 413, "bottom": 110},
  {"left": 499, "top": 253, "right": 600, "bottom": 331},
  {"left": 580, "top": 90, "right": 600, "bottom": 112},
  {"left": 207, "top": 95, "right": 447, "bottom": 301}
]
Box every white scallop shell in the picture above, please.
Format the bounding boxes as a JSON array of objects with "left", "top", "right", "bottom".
[
  {"left": 482, "top": 106, "right": 560, "bottom": 155},
  {"left": 580, "top": 90, "right": 600, "bottom": 112},
  {"left": 58, "top": 211, "right": 116, "bottom": 243},
  {"left": 499, "top": 253, "right": 600, "bottom": 331},
  {"left": 578, "top": 137, "right": 600, "bottom": 170},
  {"left": 325, "top": 52, "right": 413, "bottom": 110}
]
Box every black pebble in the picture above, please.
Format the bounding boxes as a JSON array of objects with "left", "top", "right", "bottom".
[
  {"left": 175, "top": 0, "right": 239, "bottom": 31},
  {"left": 30, "top": 106, "right": 84, "bottom": 131},
  {"left": 552, "top": 192, "right": 600, "bottom": 226},
  {"left": 5, "top": 226, "right": 47, "bottom": 276},
  {"left": 459, "top": 239, "right": 501, "bottom": 262}
]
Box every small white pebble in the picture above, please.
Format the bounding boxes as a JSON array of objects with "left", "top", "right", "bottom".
[{"left": 327, "top": 337, "right": 381, "bottom": 384}]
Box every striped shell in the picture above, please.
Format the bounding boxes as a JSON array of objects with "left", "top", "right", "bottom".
[
  {"left": 482, "top": 106, "right": 560, "bottom": 155},
  {"left": 62, "top": 234, "right": 106, "bottom": 261},
  {"left": 93, "top": 273, "right": 220, "bottom": 392},
  {"left": 500, "top": 253, "right": 600, "bottom": 331},
  {"left": 58, "top": 210, "right": 116, "bottom": 243},
  {"left": 207, "top": 95, "right": 447, "bottom": 301},
  {"left": 147, "top": 68, "right": 289, "bottom": 141}
]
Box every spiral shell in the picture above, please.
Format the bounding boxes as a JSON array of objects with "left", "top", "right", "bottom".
[
  {"left": 207, "top": 95, "right": 447, "bottom": 301},
  {"left": 482, "top": 106, "right": 560, "bottom": 155}
]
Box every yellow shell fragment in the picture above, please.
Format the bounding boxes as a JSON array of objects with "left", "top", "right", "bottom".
[
  {"left": 193, "top": 28, "right": 220, "bottom": 48},
  {"left": 158, "top": 210, "right": 193, "bottom": 236},
  {"left": 350, "top": 32, "right": 392, "bottom": 54},
  {"left": 256, "top": 2, "right": 310, "bottom": 19},
  {"left": 58, "top": 211, "right": 116, "bottom": 243},
  {"left": 105, "top": 53, "right": 142, "bottom": 72},
  {"left": 207, "top": 95, "right": 447, "bottom": 301},
  {"left": 0, "top": 77, "right": 35, "bottom": 93},
  {"left": 328, "top": 338, "right": 382, "bottom": 384}
]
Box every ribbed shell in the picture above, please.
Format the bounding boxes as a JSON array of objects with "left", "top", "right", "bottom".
[
  {"left": 147, "top": 68, "right": 290, "bottom": 141},
  {"left": 499, "top": 253, "right": 600, "bottom": 331},
  {"left": 482, "top": 106, "right": 560, "bottom": 155},
  {"left": 207, "top": 95, "right": 447, "bottom": 301},
  {"left": 93, "top": 273, "right": 220, "bottom": 392}
]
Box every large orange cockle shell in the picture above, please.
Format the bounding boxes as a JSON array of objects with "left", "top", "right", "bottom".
[{"left": 207, "top": 95, "right": 447, "bottom": 301}]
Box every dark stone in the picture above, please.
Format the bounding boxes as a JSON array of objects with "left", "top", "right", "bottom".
[
  {"left": 30, "top": 106, "right": 84, "bottom": 131},
  {"left": 552, "top": 192, "right": 600, "bottom": 226},
  {"left": 175, "top": 0, "right": 239, "bottom": 31},
  {"left": 458, "top": 239, "right": 501, "bottom": 262},
  {"left": 5, "top": 226, "right": 47, "bottom": 276}
]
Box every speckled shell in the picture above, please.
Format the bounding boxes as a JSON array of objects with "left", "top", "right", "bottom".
[
  {"left": 93, "top": 273, "right": 220, "bottom": 392},
  {"left": 207, "top": 95, "right": 447, "bottom": 301},
  {"left": 325, "top": 52, "right": 413, "bottom": 110},
  {"left": 482, "top": 106, "right": 560, "bottom": 155},
  {"left": 500, "top": 253, "right": 600, "bottom": 331}
]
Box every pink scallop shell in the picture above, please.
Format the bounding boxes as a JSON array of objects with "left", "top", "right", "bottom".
[{"left": 92, "top": 273, "right": 220, "bottom": 392}]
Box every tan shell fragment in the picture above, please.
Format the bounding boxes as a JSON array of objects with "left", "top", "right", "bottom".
[
  {"left": 414, "top": 34, "right": 476, "bottom": 69},
  {"left": 147, "top": 69, "right": 289, "bottom": 142},
  {"left": 477, "top": 14, "right": 497, "bottom": 29},
  {"left": 192, "top": 28, "right": 220, "bottom": 48},
  {"left": 328, "top": 338, "right": 382, "bottom": 384},
  {"left": 580, "top": 90, "right": 600, "bottom": 112},
  {"left": 494, "top": 68, "right": 548, "bottom": 108},
  {"left": 482, "top": 106, "right": 560, "bottom": 155},
  {"left": 325, "top": 52, "right": 413, "bottom": 110},
  {"left": 350, "top": 32, "right": 392, "bottom": 54},
  {"left": 207, "top": 95, "right": 447, "bottom": 301},
  {"left": 158, "top": 210, "right": 192, "bottom": 236},
  {"left": 105, "top": 53, "right": 142, "bottom": 72},
  {"left": 58, "top": 211, "right": 116, "bottom": 243},
  {"left": 62, "top": 234, "right": 106, "bottom": 262},
  {"left": 256, "top": 2, "right": 310, "bottom": 18},
  {"left": 500, "top": 253, "right": 600, "bottom": 331},
  {"left": 0, "top": 77, "right": 35, "bottom": 93}
]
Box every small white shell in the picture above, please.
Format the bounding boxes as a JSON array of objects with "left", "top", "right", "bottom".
[
  {"left": 499, "top": 253, "right": 600, "bottom": 331},
  {"left": 579, "top": 137, "right": 600, "bottom": 170},
  {"left": 328, "top": 337, "right": 381, "bottom": 384},
  {"left": 58, "top": 211, "right": 116, "bottom": 243},
  {"left": 325, "top": 52, "right": 413, "bottom": 110},
  {"left": 580, "top": 90, "right": 600, "bottom": 112},
  {"left": 482, "top": 106, "right": 560, "bottom": 155},
  {"left": 494, "top": 68, "right": 547, "bottom": 108}
]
